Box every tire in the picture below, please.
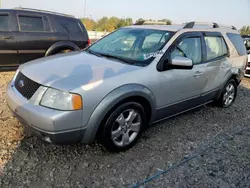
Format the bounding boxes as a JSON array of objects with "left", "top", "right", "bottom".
[
  {"left": 217, "top": 79, "right": 237, "bottom": 108},
  {"left": 99, "top": 102, "right": 146, "bottom": 152}
]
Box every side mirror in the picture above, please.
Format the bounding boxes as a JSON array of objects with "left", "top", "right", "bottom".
[{"left": 170, "top": 56, "right": 193, "bottom": 69}]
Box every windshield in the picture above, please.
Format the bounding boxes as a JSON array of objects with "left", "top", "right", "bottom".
[{"left": 88, "top": 28, "right": 173, "bottom": 66}]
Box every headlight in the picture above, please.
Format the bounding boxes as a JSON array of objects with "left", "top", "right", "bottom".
[{"left": 40, "top": 88, "right": 82, "bottom": 110}]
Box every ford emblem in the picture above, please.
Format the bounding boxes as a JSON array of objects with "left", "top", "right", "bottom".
[{"left": 18, "top": 80, "right": 24, "bottom": 88}]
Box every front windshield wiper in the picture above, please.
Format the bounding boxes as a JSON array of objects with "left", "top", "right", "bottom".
[
  {"left": 85, "top": 49, "right": 102, "bottom": 57},
  {"left": 97, "top": 53, "right": 134, "bottom": 65}
]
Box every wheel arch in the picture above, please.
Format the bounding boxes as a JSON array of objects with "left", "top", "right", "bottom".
[
  {"left": 45, "top": 41, "right": 80, "bottom": 57},
  {"left": 216, "top": 68, "right": 241, "bottom": 100},
  {"left": 81, "top": 84, "right": 157, "bottom": 144}
]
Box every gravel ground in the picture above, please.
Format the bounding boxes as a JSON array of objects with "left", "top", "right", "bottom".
[{"left": 0, "top": 71, "right": 250, "bottom": 188}]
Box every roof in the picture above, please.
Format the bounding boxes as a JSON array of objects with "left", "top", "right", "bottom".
[
  {"left": 126, "top": 22, "right": 239, "bottom": 33},
  {"left": 0, "top": 8, "right": 75, "bottom": 18},
  {"left": 126, "top": 25, "right": 183, "bottom": 32}
]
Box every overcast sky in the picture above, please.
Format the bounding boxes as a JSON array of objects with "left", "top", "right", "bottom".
[{"left": 3, "top": 0, "right": 250, "bottom": 28}]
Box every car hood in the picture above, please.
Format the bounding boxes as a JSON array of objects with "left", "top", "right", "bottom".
[{"left": 20, "top": 51, "right": 140, "bottom": 91}]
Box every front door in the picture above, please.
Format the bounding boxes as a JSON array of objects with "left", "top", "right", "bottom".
[
  {"left": 0, "top": 12, "right": 18, "bottom": 66},
  {"left": 154, "top": 33, "right": 207, "bottom": 120}
]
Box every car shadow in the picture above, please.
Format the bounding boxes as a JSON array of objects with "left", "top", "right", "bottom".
[{"left": 1, "top": 79, "right": 250, "bottom": 188}]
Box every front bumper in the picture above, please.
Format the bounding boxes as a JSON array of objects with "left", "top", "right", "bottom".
[{"left": 6, "top": 82, "right": 84, "bottom": 144}]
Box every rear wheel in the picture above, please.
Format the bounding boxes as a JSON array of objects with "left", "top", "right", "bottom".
[
  {"left": 217, "top": 79, "right": 237, "bottom": 108},
  {"left": 99, "top": 102, "right": 146, "bottom": 152}
]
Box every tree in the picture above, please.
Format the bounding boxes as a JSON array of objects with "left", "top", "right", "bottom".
[
  {"left": 80, "top": 18, "right": 96, "bottom": 30},
  {"left": 95, "top": 16, "right": 110, "bottom": 31},
  {"left": 135, "top": 18, "right": 145, "bottom": 24},
  {"left": 94, "top": 16, "right": 133, "bottom": 31},
  {"left": 240, "top": 26, "right": 250, "bottom": 35},
  {"left": 158, "top": 19, "right": 172, "bottom": 25},
  {"left": 117, "top": 18, "right": 133, "bottom": 28}
]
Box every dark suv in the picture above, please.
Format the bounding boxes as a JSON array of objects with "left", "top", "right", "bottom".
[{"left": 0, "top": 8, "right": 89, "bottom": 67}]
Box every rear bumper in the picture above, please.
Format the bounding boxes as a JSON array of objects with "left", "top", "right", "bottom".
[{"left": 6, "top": 81, "right": 85, "bottom": 144}]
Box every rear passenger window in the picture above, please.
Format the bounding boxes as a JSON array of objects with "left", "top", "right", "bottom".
[
  {"left": 0, "top": 14, "right": 10, "bottom": 31},
  {"left": 18, "top": 15, "right": 44, "bottom": 32},
  {"left": 205, "top": 36, "right": 228, "bottom": 61},
  {"left": 226, "top": 33, "right": 247, "bottom": 56},
  {"left": 171, "top": 37, "right": 202, "bottom": 64}
]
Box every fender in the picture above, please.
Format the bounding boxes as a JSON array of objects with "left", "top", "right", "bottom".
[
  {"left": 81, "top": 84, "right": 157, "bottom": 144},
  {"left": 216, "top": 67, "right": 241, "bottom": 100},
  {"left": 45, "top": 41, "right": 80, "bottom": 57}
]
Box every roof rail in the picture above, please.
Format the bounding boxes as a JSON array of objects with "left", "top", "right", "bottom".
[
  {"left": 183, "top": 21, "right": 237, "bottom": 30},
  {"left": 134, "top": 20, "right": 170, "bottom": 25},
  {"left": 13, "top": 7, "right": 75, "bottom": 18}
]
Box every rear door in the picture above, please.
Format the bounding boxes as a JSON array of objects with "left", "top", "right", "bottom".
[
  {"left": 13, "top": 13, "right": 57, "bottom": 64},
  {"left": 0, "top": 12, "right": 18, "bottom": 66},
  {"left": 201, "top": 32, "right": 231, "bottom": 94}
]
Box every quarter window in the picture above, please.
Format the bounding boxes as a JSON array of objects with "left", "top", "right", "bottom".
[
  {"left": 56, "top": 17, "right": 81, "bottom": 34},
  {"left": 205, "top": 36, "right": 228, "bottom": 60},
  {"left": 226, "top": 33, "right": 247, "bottom": 56},
  {"left": 171, "top": 37, "right": 202, "bottom": 64},
  {"left": 18, "top": 15, "right": 44, "bottom": 32},
  {"left": 0, "top": 14, "right": 9, "bottom": 31}
]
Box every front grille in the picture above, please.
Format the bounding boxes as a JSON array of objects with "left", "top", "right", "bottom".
[{"left": 14, "top": 72, "right": 41, "bottom": 100}]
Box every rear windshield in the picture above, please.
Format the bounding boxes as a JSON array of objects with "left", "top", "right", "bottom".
[{"left": 226, "top": 33, "right": 247, "bottom": 56}]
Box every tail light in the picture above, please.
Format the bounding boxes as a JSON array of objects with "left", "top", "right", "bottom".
[{"left": 87, "top": 39, "right": 91, "bottom": 46}]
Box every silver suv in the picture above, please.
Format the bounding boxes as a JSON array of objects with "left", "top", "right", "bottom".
[{"left": 6, "top": 22, "right": 248, "bottom": 152}]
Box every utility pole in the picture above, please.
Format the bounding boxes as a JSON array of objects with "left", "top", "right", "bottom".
[{"left": 84, "top": 0, "right": 87, "bottom": 18}]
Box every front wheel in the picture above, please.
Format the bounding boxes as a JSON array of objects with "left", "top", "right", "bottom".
[
  {"left": 99, "top": 102, "right": 146, "bottom": 152},
  {"left": 217, "top": 79, "right": 237, "bottom": 108}
]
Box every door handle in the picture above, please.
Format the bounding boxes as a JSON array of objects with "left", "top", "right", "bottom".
[
  {"left": 194, "top": 71, "right": 203, "bottom": 77},
  {"left": 48, "top": 37, "right": 56, "bottom": 40},
  {"left": 2, "top": 36, "right": 14, "bottom": 40}
]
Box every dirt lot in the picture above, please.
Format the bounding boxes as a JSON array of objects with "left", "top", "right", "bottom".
[{"left": 1, "top": 71, "right": 250, "bottom": 188}]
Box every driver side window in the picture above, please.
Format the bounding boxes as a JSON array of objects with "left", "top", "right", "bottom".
[{"left": 171, "top": 37, "right": 202, "bottom": 65}]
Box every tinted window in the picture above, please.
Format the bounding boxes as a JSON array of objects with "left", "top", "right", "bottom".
[
  {"left": 18, "top": 15, "right": 44, "bottom": 32},
  {"left": 0, "top": 14, "right": 9, "bottom": 31},
  {"left": 205, "top": 36, "right": 228, "bottom": 60},
  {"left": 43, "top": 16, "right": 51, "bottom": 32},
  {"left": 171, "top": 37, "right": 202, "bottom": 64},
  {"left": 227, "top": 33, "right": 247, "bottom": 56},
  {"left": 56, "top": 17, "right": 81, "bottom": 34}
]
